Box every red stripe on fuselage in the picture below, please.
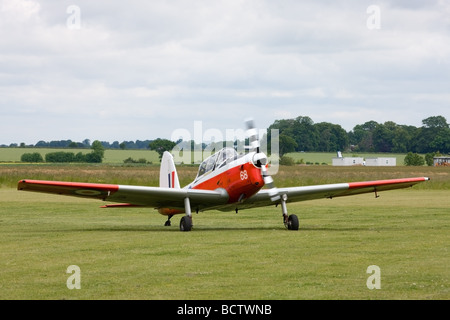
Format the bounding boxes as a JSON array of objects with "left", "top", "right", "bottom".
[{"left": 172, "top": 171, "right": 175, "bottom": 188}]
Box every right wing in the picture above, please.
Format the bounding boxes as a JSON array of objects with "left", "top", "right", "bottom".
[{"left": 223, "top": 177, "right": 430, "bottom": 211}]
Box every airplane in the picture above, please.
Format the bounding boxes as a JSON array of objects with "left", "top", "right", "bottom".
[{"left": 17, "top": 120, "right": 430, "bottom": 231}]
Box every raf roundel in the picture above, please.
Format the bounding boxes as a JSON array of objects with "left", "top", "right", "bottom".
[{"left": 74, "top": 189, "right": 102, "bottom": 196}]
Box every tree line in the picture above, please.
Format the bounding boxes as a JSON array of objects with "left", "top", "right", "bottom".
[
  {"left": 267, "top": 115, "right": 450, "bottom": 155},
  {"left": 6, "top": 115, "right": 449, "bottom": 159},
  {"left": 4, "top": 139, "right": 153, "bottom": 150}
]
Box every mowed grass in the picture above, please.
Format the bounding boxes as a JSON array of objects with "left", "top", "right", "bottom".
[{"left": 0, "top": 165, "right": 449, "bottom": 299}]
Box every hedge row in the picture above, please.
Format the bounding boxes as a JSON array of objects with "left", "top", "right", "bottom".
[{"left": 21, "top": 151, "right": 102, "bottom": 163}]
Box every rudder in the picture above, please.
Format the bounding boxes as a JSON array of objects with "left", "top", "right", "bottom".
[{"left": 160, "top": 151, "right": 180, "bottom": 189}]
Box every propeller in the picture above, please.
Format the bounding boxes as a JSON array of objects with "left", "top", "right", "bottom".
[{"left": 245, "top": 118, "right": 280, "bottom": 202}]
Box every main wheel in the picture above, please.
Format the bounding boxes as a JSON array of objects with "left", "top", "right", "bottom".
[
  {"left": 287, "top": 214, "right": 299, "bottom": 230},
  {"left": 180, "top": 216, "right": 192, "bottom": 232}
]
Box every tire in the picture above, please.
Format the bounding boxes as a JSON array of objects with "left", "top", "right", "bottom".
[
  {"left": 180, "top": 216, "right": 192, "bottom": 232},
  {"left": 287, "top": 214, "right": 299, "bottom": 230}
]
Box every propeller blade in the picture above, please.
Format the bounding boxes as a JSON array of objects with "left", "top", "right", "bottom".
[
  {"left": 245, "top": 118, "right": 260, "bottom": 152},
  {"left": 261, "top": 165, "right": 280, "bottom": 201},
  {"left": 245, "top": 118, "right": 279, "bottom": 202}
]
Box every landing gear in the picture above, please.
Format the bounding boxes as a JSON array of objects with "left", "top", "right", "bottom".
[
  {"left": 180, "top": 197, "right": 193, "bottom": 232},
  {"left": 180, "top": 216, "right": 192, "bottom": 231},
  {"left": 164, "top": 215, "right": 173, "bottom": 226},
  {"left": 285, "top": 214, "right": 299, "bottom": 230},
  {"left": 280, "top": 194, "right": 299, "bottom": 231}
]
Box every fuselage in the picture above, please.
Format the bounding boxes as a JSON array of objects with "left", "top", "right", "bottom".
[
  {"left": 187, "top": 152, "right": 265, "bottom": 203},
  {"left": 157, "top": 148, "right": 266, "bottom": 216}
]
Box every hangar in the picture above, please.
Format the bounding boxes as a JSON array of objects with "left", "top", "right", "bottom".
[
  {"left": 332, "top": 157, "right": 364, "bottom": 166},
  {"left": 365, "top": 157, "right": 396, "bottom": 166},
  {"left": 433, "top": 156, "right": 450, "bottom": 166}
]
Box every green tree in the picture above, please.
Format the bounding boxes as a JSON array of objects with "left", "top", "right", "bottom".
[
  {"left": 404, "top": 152, "right": 425, "bottom": 166},
  {"left": 278, "top": 134, "right": 298, "bottom": 156},
  {"left": 425, "top": 151, "right": 441, "bottom": 166},
  {"left": 315, "top": 122, "right": 348, "bottom": 152},
  {"left": 349, "top": 121, "right": 378, "bottom": 152},
  {"left": 414, "top": 116, "right": 450, "bottom": 153},
  {"left": 148, "top": 138, "right": 176, "bottom": 160},
  {"left": 85, "top": 152, "right": 103, "bottom": 163},
  {"left": 91, "top": 140, "right": 105, "bottom": 158},
  {"left": 268, "top": 116, "right": 319, "bottom": 152},
  {"left": 293, "top": 116, "right": 318, "bottom": 151},
  {"left": 422, "top": 115, "right": 448, "bottom": 129}
]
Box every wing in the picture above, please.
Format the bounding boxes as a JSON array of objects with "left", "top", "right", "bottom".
[
  {"left": 221, "top": 177, "right": 430, "bottom": 211},
  {"left": 17, "top": 180, "right": 229, "bottom": 211}
]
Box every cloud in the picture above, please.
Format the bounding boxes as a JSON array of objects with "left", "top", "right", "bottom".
[{"left": 0, "top": 0, "right": 449, "bottom": 144}]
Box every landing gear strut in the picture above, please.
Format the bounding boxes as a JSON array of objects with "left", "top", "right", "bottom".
[
  {"left": 180, "top": 197, "right": 193, "bottom": 232},
  {"left": 164, "top": 215, "right": 173, "bottom": 226},
  {"left": 280, "top": 194, "right": 299, "bottom": 230}
]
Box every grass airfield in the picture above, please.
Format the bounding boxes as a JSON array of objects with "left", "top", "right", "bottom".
[{"left": 0, "top": 165, "right": 449, "bottom": 299}]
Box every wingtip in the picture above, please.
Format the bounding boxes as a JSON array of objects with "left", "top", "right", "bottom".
[{"left": 17, "top": 179, "right": 26, "bottom": 190}]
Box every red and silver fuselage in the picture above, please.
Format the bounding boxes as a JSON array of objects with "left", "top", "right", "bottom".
[{"left": 187, "top": 152, "right": 265, "bottom": 203}]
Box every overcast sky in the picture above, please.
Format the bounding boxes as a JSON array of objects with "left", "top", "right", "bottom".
[{"left": 1, "top": 0, "right": 449, "bottom": 145}]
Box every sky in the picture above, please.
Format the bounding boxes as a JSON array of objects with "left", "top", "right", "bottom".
[{"left": 1, "top": 0, "right": 449, "bottom": 145}]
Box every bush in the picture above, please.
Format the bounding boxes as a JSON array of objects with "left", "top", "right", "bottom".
[
  {"left": 279, "top": 155, "right": 295, "bottom": 166},
  {"left": 74, "top": 152, "right": 86, "bottom": 162},
  {"left": 21, "top": 152, "right": 44, "bottom": 163},
  {"left": 44, "top": 150, "right": 103, "bottom": 163},
  {"left": 45, "top": 152, "right": 75, "bottom": 163},
  {"left": 425, "top": 151, "right": 441, "bottom": 166},
  {"left": 85, "top": 152, "right": 103, "bottom": 163},
  {"left": 404, "top": 152, "right": 425, "bottom": 166}
]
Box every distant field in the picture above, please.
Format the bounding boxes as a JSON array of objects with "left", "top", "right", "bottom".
[
  {"left": 285, "top": 152, "right": 408, "bottom": 165},
  {"left": 0, "top": 148, "right": 422, "bottom": 167},
  {"left": 0, "top": 148, "right": 160, "bottom": 164}
]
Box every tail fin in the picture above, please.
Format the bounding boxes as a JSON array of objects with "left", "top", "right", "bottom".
[{"left": 160, "top": 151, "right": 180, "bottom": 189}]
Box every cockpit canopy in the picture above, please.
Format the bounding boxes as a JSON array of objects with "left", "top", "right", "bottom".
[{"left": 196, "top": 147, "right": 238, "bottom": 180}]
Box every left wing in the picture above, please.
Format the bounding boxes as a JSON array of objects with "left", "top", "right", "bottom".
[
  {"left": 223, "top": 177, "right": 430, "bottom": 211},
  {"left": 17, "top": 180, "right": 229, "bottom": 211}
]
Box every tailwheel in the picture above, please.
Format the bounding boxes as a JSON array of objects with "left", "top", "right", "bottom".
[
  {"left": 164, "top": 215, "right": 173, "bottom": 226},
  {"left": 284, "top": 214, "right": 299, "bottom": 231},
  {"left": 180, "top": 216, "right": 192, "bottom": 232}
]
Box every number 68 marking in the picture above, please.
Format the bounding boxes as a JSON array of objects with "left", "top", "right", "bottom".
[{"left": 240, "top": 170, "right": 248, "bottom": 180}]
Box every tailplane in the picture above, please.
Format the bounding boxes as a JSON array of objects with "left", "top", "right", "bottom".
[{"left": 160, "top": 151, "right": 180, "bottom": 189}]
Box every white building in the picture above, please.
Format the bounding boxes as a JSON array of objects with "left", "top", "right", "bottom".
[
  {"left": 365, "top": 157, "right": 396, "bottom": 166},
  {"left": 332, "top": 157, "right": 364, "bottom": 166}
]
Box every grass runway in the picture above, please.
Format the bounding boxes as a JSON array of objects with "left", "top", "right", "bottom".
[{"left": 0, "top": 165, "right": 449, "bottom": 299}]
